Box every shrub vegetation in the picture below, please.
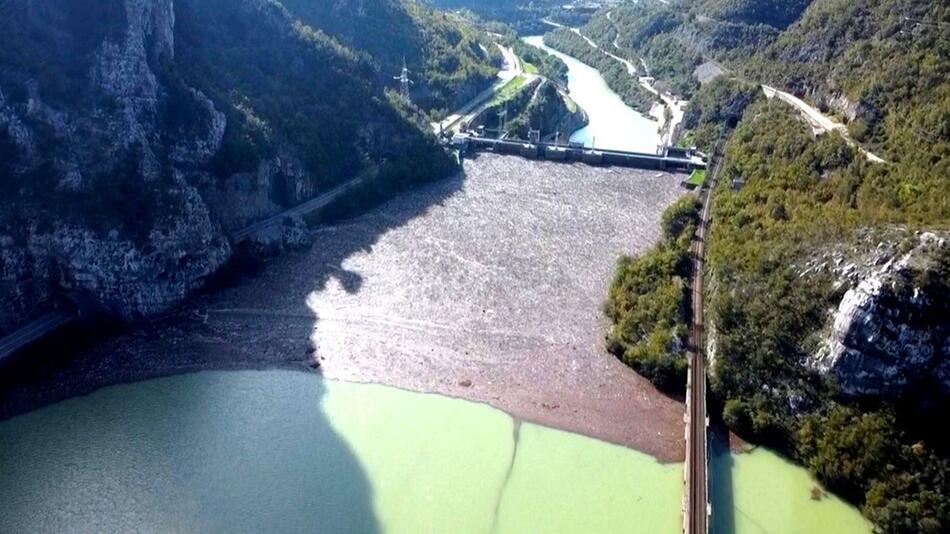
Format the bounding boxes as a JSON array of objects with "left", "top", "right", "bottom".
[{"left": 605, "top": 195, "right": 702, "bottom": 392}]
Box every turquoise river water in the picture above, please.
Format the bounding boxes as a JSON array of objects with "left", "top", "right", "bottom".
[{"left": 522, "top": 35, "right": 661, "bottom": 153}]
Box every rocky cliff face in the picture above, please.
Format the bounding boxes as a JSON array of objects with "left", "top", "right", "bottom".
[
  {"left": 0, "top": 0, "right": 233, "bottom": 330},
  {"left": 810, "top": 232, "right": 949, "bottom": 400},
  {"left": 21, "top": 187, "right": 231, "bottom": 322},
  {"left": 0, "top": 0, "right": 449, "bottom": 334}
]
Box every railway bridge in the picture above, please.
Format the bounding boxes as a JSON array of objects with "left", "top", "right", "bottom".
[{"left": 683, "top": 134, "right": 727, "bottom": 534}]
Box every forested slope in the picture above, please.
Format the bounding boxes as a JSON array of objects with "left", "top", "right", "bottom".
[
  {"left": 605, "top": 1, "right": 949, "bottom": 531},
  {"left": 699, "top": 0, "right": 812, "bottom": 29},
  {"left": 707, "top": 98, "right": 947, "bottom": 534},
  {"left": 543, "top": 28, "right": 657, "bottom": 113},
  {"left": 746, "top": 0, "right": 949, "bottom": 166},
  {"left": 424, "top": 0, "right": 586, "bottom": 34},
  {"left": 279, "top": 0, "right": 498, "bottom": 115},
  {"left": 582, "top": 0, "right": 814, "bottom": 97}
]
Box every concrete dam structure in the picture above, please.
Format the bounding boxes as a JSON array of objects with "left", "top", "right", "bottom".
[{"left": 452, "top": 134, "right": 706, "bottom": 173}]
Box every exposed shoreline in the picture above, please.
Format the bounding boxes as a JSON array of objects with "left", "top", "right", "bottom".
[{"left": 1, "top": 155, "right": 690, "bottom": 463}]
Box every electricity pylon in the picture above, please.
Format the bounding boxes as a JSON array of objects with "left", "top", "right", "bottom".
[{"left": 394, "top": 57, "right": 413, "bottom": 99}]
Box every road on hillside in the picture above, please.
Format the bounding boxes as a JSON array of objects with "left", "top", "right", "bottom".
[
  {"left": 762, "top": 85, "right": 885, "bottom": 163},
  {"left": 0, "top": 310, "right": 75, "bottom": 363},
  {"left": 432, "top": 44, "right": 529, "bottom": 135},
  {"left": 232, "top": 169, "right": 375, "bottom": 243}
]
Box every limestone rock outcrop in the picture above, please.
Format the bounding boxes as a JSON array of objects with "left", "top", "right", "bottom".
[
  {"left": 0, "top": 0, "right": 232, "bottom": 330},
  {"left": 812, "top": 232, "right": 949, "bottom": 399}
]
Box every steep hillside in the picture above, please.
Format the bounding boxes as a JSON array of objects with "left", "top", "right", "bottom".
[
  {"left": 0, "top": 0, "right": 458, "bottom": 333},
  {"left": 279, "top": 0, "right": 498, "bottom": 115},
  {"left": 746, "top": 0, "right": 949, "bottom": 163},
  {"left": 424, "top": 0, "right": 591, "bottom": 34},
  {"left": 582, "top": 0, "right": 814, "bottom": 96},
  {"left": 543, "top": 28, "right": 657, "bottom": 113},
  {"left": 706, "top": 98, "right": 948, "bottom": 534},
  {"left": 604, "top": 0, "right": 949, "bottom": 531},
  {"left": 699, "top": 0, "right": 813, "bottom": 29}
]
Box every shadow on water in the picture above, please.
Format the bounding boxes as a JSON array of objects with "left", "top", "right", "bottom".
[
  {"left": 0, "top": 167, "right": 468, "bottom": 533},
  {"left": 0, "top": 372, "right": 381, "bottom": 533},
  {"left": 708, "top": 403, "right": 737, "bottom": 534}
]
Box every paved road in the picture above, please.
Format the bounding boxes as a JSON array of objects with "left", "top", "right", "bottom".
[
  {"left": 0, "top": 310, "right": 75, "bottom": 362},
  {"left": 232, "top": 169, "right": 375, "bottom": 243},
  {"left": 603, "top": 12, "right": 686, "bottom": 146},
  {"left": 432, "top": 44, "right": 527, "bottom": 135},
  {"left": 545, "top": 16, "right": 687, "bottom": 147}
]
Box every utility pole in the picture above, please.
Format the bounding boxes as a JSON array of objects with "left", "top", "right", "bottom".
[
  {"left": 497, "top": 103, "right": 507, "bottom": 139},
  {"left": 394, "top": 57, "right": 413, "bottom": 99}
]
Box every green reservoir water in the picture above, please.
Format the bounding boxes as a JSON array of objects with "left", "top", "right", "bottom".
[
  {"left": 0, "top": 370, "right": 682, "bottom": 533},
  {"left": 711, "top": 447, "right": 872, "bottom": 534},
  {"left": 0, "top": 370, "right": 871, "bottom": 533}
]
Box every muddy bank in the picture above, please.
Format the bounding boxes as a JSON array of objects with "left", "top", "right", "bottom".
[{"left": 0, "top": 154, "right": 688, "bottom": 461}]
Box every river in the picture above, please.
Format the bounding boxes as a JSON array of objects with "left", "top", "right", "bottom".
[
  {"left": 0, "top": 33, "right": 871, "bottom": 534},
  {"left": 522, "top": 35, "right": 661, "bottom": 153}
]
